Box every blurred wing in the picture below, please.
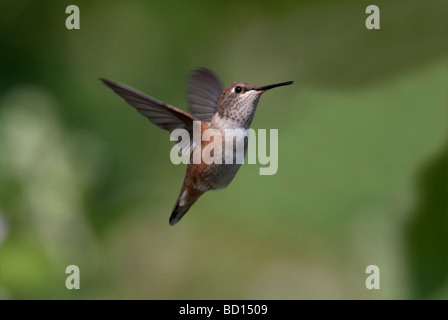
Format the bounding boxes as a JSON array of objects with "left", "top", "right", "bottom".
[
  {"left": 101, "top": 78, "right": 198, "bottom": 155},
  {"left": 187, "top": 68, "right": 223, "bottom": 122}
]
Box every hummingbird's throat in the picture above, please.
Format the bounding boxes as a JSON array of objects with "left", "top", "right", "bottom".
[{"left": 216, "top": 91, "right": 260, "bottom": 127}]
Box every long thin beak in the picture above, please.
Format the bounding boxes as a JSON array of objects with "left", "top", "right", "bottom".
[{"left": 257, "top": 81, "right": 294, "bottom": 91}]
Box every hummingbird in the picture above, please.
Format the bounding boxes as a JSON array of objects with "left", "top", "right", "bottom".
[{"left": 101, "top": 68, "right": 293, "bottom": 225}]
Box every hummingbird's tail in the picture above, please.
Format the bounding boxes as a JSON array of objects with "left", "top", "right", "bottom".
[{"left": 169, "top": 187, "right": 204, "bottom": 226}]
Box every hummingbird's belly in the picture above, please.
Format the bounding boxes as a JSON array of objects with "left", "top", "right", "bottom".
[
  {"left": 205, "top": 163, "right": 242, "bottom": 190},
  {"left": 192, "top": 128, "right": 247, "bottom": 191}
]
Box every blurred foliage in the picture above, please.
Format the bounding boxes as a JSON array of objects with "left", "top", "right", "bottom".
[
  {"left": 0, "top": 0, "right": 446, "bottom": 299},
  {"left": 406, "top": 147, "right": 447, "bottom": 299}
]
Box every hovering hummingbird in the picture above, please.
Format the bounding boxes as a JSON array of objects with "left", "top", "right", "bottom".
[{"left": 101, "top": 68, "right": 293, "bottom": 225}]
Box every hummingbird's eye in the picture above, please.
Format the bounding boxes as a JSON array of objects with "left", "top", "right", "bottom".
[{"left": 234, "top": 86, "right": 242, "bottom": 93}]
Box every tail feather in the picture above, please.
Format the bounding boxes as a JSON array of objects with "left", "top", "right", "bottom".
[
  {"left": 169, "top": 202, "right": 193, "bottom": 226},
  {"left": 169, "top": 188, "right": 204, "bottom": 226}
]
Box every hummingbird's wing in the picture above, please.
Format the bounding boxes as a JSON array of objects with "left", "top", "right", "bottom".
[
  {"left": 187, "top": 68, "right": 223, "bottom": 122},
  {"left": 101, "top": 78, "right": 198, "bottom": 155}
]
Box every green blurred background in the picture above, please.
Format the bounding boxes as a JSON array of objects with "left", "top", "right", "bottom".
[{"left": 0, "top": 0, "right": 446, "bottom": 299}]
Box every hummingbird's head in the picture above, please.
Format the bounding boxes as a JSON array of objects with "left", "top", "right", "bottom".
[{"left": 215, "top": 80, "right": 293, "bottom": 127}]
